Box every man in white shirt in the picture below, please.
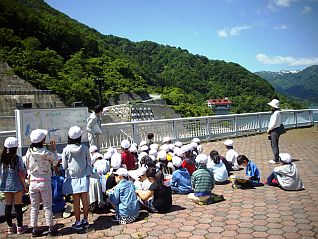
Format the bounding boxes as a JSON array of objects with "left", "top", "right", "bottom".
[
  {"left": 87, "top": 105, "right": 103, "bottom": 149},
  {"left": 267, "top": 99, "right": 282, "bottom": 164}
]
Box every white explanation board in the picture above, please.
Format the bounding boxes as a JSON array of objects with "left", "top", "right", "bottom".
[{"left": 15, "top": 107, "right": 88, "bottom": 155}]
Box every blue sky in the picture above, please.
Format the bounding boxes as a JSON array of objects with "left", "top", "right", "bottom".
[{"left": 45, "top": 0, "right": 318, "bottom": 72}]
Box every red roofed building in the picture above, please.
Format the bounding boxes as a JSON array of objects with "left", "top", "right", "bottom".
[{"left": 206, "top": 97, "right": 232, "bottom": 115}]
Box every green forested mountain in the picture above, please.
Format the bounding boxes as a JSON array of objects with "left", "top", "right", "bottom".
[
  {"left": 0, "top": 0, "right": 304, "bottom": 117},
  {"left": 255, "top": 65, "right": 318, "bottom": 105}
]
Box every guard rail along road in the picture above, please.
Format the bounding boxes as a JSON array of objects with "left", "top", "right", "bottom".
[{"left": 0, "top": 109, "right": 317, "bottom": 150}]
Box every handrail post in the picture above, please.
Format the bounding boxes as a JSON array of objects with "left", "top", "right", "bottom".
[
  {"left": 234, "top": 115, "right": 238, "bottom": 136},
  {"left": 257, "top": 114, "right": 261, "bottom": 133},
  {"left": 294, "top": 111, "right": 298, "bottom": 128},
  {"left": 206, "top": 118, "right": 211, "bottom": 141},
  {"left": 132, "top": 123, "right": 138, "bottom": 144},
  {"left": 172, "top": 120, "right": 177, "bottom": 141}
]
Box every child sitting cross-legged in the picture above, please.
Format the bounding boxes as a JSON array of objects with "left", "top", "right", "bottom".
[
  {"left": 267, "top": 153, "right": 304, "bottom": 191},
  {"left": 232, "top": 155, "right": 261, "bottom": 189},
  {"left": 170, "top": 156, "right": 193, "bottom": 194},
  {"left": 107, "top": 168, "right": 139, "bottom": 224}
]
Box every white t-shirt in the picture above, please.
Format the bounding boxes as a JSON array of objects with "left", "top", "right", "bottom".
[
  {"left": 226, "top": 149, "right": 240, "bottom": 170},
  {"left": 207, "top": 161, "right": 228, "bottom": 182}
]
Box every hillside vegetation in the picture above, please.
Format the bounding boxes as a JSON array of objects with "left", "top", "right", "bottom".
[{"left": 0, "top": 0, "right": 304, "bottom": 116}]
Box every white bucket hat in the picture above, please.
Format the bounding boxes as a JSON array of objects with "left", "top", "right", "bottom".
[
  {"left": 162, "top": 136, "right": 171, "bottom": 143},
  {"left": 111, "top": 153, "right": 122, "bottom": 169},
  {"left": 89, "top": 145, "right": 98, "bottom": 153},
  {"left": 279, "top": 153, "right": 292, "bottom": 163},
  {"left": 172, "top": 156, "right": 183, "bottom": 167},
  {"left": 224, "top": 139, "right": 234, "bottom": 147},
  {"left": 114, "top": 168, "right": 128, "bottom": 177},
  {"left": 268, "top": 99, "right": 280, "bottom": 109},
  {"left": 121, "top": 139, "right": 131, "bottom": 149},
  {"left": 30, "top": 129, "right": 48, "bottom": 143},
  {"left": 68, "top": 126, "right": 82, "bottom": 139},
  {"left": 195, "top": 154, "right": 208, "bottom": 164},
  {"left": 4, "top": 137, "right": 18, "bottom": 148},
  {"left": 192, "top": 138, "right": 200, "bottom": 143},
  {"left": 174, "top": 141, "right": 183, "bottom": 148}
]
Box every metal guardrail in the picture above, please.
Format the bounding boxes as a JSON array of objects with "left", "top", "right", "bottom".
[
  {"left": 98, "top": 109, "right": 318, "bottom": 148},
  {"left": 0, "top": 109, "right": 317, "bottom": 149}
]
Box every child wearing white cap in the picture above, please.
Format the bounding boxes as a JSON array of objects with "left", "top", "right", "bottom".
[
  {"left": 62, "top": 126, "right": 91, "bottom": 230},
  {"left": 266, "top": 153, "right": 304, "bottom": 191},
  {"left": 107, "top": 168, "right": 139, "bottom": 224},
  {"left": 0, "top": 137, "right": 27, "bottom": 235},
  {"left": 25, "top": 129, "right": 58, "bottom": 236},
  {"left": 170, "top": 156, "right": 193, "bottom": 194},
  {"left": 224, "top": 139, "right": 240, "bottom": 171},
  {"left": 188, "top": 154, "right": 215, "bottom": 204},
  {"left": 121, "top": 140, "right": 136, "bottom": 171}
]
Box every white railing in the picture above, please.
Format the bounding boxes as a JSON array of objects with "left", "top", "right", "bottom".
[
  {"left": 1, "top": 109, "right": 317, "bottom": 149},
  {"left": 98, "top": 109, "right": 318, "bottom": 148}
]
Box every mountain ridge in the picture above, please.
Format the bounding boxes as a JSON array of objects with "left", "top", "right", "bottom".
[
  {"left": 0, "top": 0, "right": 305, "bottom": 116},
  {"left": 255, "top": 65, "right": 318, "bottom": 104}
]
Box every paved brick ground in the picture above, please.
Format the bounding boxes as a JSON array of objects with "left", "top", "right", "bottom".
[{"left": 1, "top": 127, "right": 318, "bottom": 238}]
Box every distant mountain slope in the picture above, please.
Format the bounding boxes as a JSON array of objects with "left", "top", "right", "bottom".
[
  {"left": 255, "top": 65, "right": 318, "bottom": 104},
  {"left": 0, "top": 0, "right": 304, "bottom": 116}
]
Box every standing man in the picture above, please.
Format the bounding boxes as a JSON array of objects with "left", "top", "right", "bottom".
[
  {"left": 87, "top": 105, "right": 103, "bottom": 149},
  {"left": 267, "top": 99, "right": 282, "bottom": 164}
]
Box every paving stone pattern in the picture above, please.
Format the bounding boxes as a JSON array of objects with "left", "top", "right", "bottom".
[{"left": 1, "top": 127, "right": 318, "bottom": 238}]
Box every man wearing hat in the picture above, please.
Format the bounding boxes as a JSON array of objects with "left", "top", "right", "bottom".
[
  {"left": 267, "top": 99, "right": 282, "bottom": 164},
  {"left": 86, "top": 105, "right": 103, "bottom": 150},
  {"left": 188, "top": 154, "right": 214, "bottom": 204}
]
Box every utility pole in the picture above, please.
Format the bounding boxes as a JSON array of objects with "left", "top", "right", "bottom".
[{"left": 94, "top": 78, "right": 104, "bottom": 105}]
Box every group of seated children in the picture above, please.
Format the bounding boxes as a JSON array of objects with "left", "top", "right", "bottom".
[{"left": 0, "top": 130, "right": 304, "bottom": 236}]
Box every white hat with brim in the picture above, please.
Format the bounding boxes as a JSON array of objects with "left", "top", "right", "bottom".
[
  {"left": 68, "top": 126, "right": 82, "bottom": 139},
  {"left": 121, "top": 139, "right": 131, "bottom": 149},
  {"left": 150, "top": 143, "right": 159, "bottom": 150},
  {"left": 158, "top": 150, "right": 167, "bottom": 161},
  {"left": 162, "top": 137, "right": 172, "bottom": 143},
  {"left": 114, "top": 168, "right": 128, "bottom": 177},
  {"left": 192, "top": 138, "right": 200, "bottom": 143},
  {"left": 268, "top": 99, "right": 280, "bottom": 109},
  {"left": 195, "top": 154, "right": 208, "bottom": 164},
  {"left": 172, "top": 156, "right": 182, "bottom": 167},
  {"left": 137, "top": 167, "right": 147, "bottom": 177},
  {"left": 224, "top": 139, "right": 234, "bottom": 147},
  {"left": 89, "top": 145, "right": 98, "bottom": 153},
  {"left": 140, "top": 145, "right": 149, "bottom": 152},
  {"left": 279, "top": 153, "right": 292, "bottom": 163},
  {"left": 30, "top": 129, "right": 48, "bottom": 144},
  {"left": 111, "top": 153, "right": 122, "bottom": 169},
  {"left": 174, "top": 141, "right": 183, "bottom": 147},
  {"left": 4, "top": 137, "right": 18, "bottom": 148}
]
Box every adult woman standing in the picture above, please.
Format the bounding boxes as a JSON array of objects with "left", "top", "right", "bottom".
[
  {"left": 267, "top": 99, "right": 283, "bottom": 164},
  {"left": 86, "top": 105, "right": 103, "bottom": 150}
]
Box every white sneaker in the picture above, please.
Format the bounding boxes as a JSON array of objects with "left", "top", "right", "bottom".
[{"left": 268, "top": 160, "right": 279, "bottom": 164}]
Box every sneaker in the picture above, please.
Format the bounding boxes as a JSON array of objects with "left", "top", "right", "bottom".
[
  {"left": 111, "top": 215, "right": 120, "bottom": 222},
  {"left": 232, "top": 184, "right": 241, "bottom": 189},
  {"left": 268, "top": 160, "right": 279, "bottom": 164},
  {"left": 32, "top": 229, "right": 42, "bottom": 238},
  {"left": 7, "top": 224, "right": 16, "bottom": 234},
  {"left": 71, "top": 222, "right": 84, "bottom": 230},
  {"left": 81, "top": 219, "right": 89, "bottom": 229},
  {"left": 272, "top": 179, "right": 279, "bottom": 184},
  {"left": 17, "top": 225, "right": 28, "bottom": 234}
]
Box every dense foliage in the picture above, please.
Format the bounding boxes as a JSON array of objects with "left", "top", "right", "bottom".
[
  {"left": 0, "top": 0, "right": 305, "bottom": 117},
  {"left": 255, "top": 66, "right": 318, "bottom": 105}
]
